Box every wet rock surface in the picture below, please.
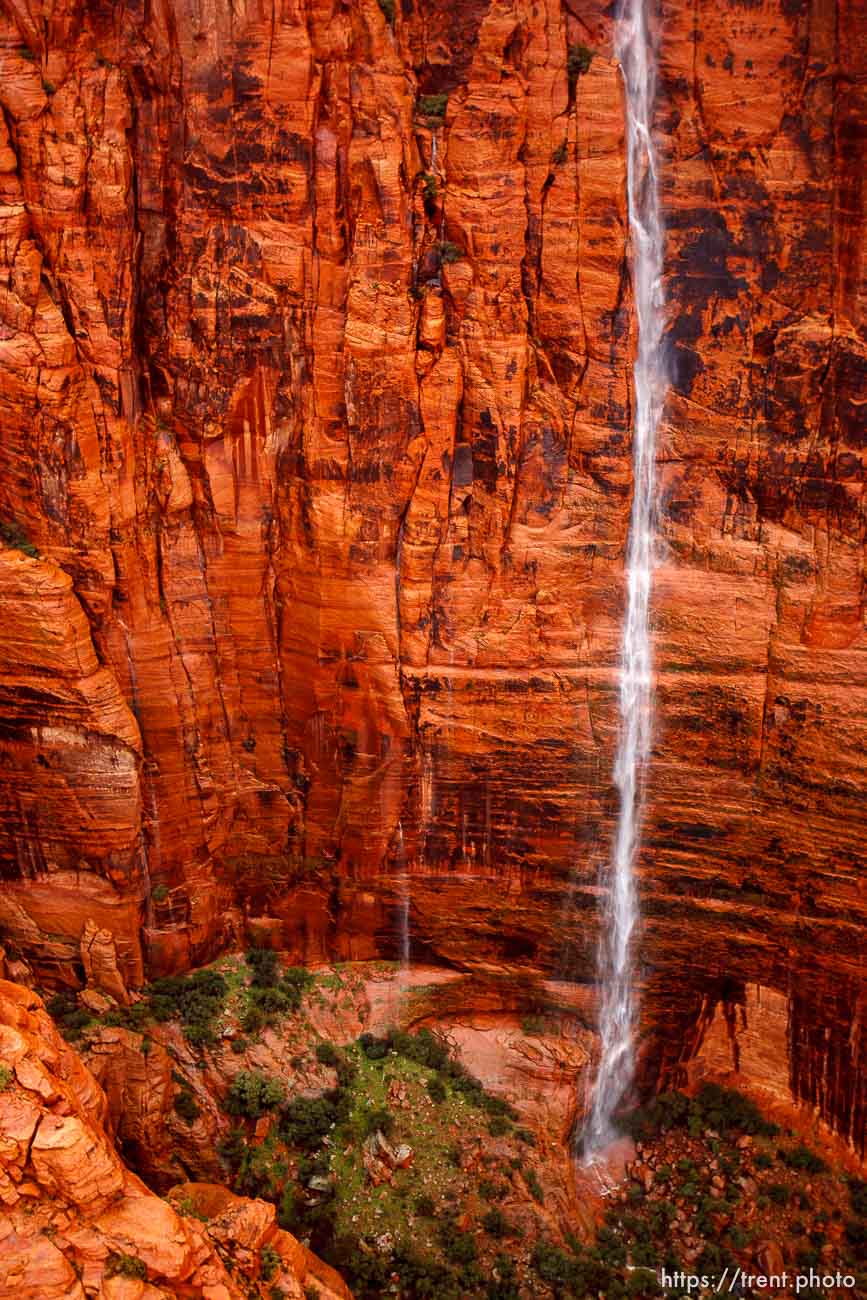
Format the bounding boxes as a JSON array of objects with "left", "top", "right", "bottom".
[{"left": 0, "top": 0, "right": 863, "bottom": 1152}]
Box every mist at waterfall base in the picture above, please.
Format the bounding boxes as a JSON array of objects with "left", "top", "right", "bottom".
[{"left": 581, "top": 0, "right": 667, "bottom": 1162}]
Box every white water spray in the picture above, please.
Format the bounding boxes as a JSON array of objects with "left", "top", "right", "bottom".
[{"left": 583, "top": 0, "right": 667, "bottom": 1157}]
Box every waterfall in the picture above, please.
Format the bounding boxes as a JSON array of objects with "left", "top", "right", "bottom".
[{"left": 583, "top": 0, "right": 666, "bottom": 1157}]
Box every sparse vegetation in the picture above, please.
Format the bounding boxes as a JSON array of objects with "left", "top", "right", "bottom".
[
  {"left": 525, "top": 1167, "right": 545, "bottom": 1204},
  {"left": 0, "top": 1065, "right": 12, "bottom": 1090},
  {"left": 0, "top": 520, "right": 39, "bottom": 558},
  {"left": 437, "top": 240, "right": 463, "bottom": 265},
  {"left": 315, "top": 1041, "right": 341, "bottom": 1068},
  {"left": 417, "top": 93, "right": 448, "bottom": 122},
  {"left": 426, "top": 1075, "right": 446, "bottom": 1103},
  {"left": 260, "top": 1242, "right": 281, "bottom": 1280},
  {"left": 567, "top": 43, "right": 594, "bottom": 88},
  {"left": 105, "top": 1252, "right": 147, "bottom": 1280},
  {"left": 377, "top": 0, "right": 395, "bottom": 28},
  {"left": 46, "top": 993, "right": 94, "bottom": 1042},
  {"left": 482, "top": 1207, "right": 510, "bottom": 1238}
]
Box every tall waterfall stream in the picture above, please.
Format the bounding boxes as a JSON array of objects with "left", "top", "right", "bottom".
[{"left": 583, "top": 0, "right": 667, "bottom": 1157}]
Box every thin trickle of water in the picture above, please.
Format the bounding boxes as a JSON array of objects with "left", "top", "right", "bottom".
[{"left": 583, "top": 0, "right": 667, "bottom": 1158}]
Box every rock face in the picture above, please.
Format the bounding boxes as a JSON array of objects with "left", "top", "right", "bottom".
[
  {"left": 0, "top": 0, "right": 864, "bottom": 1147},
  {"left": 0, "top": 979, "right": 350, "bottom": 1298}
]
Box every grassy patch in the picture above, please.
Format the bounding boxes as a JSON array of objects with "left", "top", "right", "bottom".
[{"left": 217, "top": 1028, "right": 546, "bottom": 1298}]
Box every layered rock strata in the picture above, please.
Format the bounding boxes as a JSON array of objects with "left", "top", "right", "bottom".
[{"left": 0, "top": 978, "right": 350, "bottom": 1299}]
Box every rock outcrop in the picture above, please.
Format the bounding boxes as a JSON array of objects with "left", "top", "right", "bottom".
[
  {"left": 0, "top": 0, "right": 863, "bottom": 1147},
  {"left": 0, "top": 978, "right": 350, "bottom": 1299}
]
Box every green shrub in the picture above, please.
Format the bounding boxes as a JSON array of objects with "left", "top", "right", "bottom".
[
  {"left": 152, "top": 884, "right": 169, "bottom": 902},
  {"left": 358, "top": 1032, "right": 390, "bottom": 1060},
  {"left": 520, "top": 1015, "right": 546, "bottom": 1036},
  {"left": 780, "top": 1143, "right": 828, "bottom": 1175},
  {"left": 231, "top": 1036, "right": 248, "bottom": 1055},
  {"left": 364, "top": 1106, "right": 395, "bottom": 1138},
  {"left": 755, "top": 1150, "right": 774, "bottom": 1169},
  {"left": 417, "top": 93, "right": 448, "bottom": 122},
  {"left": 532, "top": 1241, "right": 583, "bottom": 1290},
  {"left": 377, "top": 0, "right": 395, "bottom": 27},
  {"left": 390, "top": 1028, "right": 450, "bottom": 1070},
  {"left": 280, "top": 967, "right": 313, "bottom": 1011},
  {"left": 482, "top": 1208, "right": 510, "bottom": 1238},
  {"left": 247, "top": 947, "right": 279, "bottom": 987},
  {"left": 46, "top": 993, "right": 94, "bottom": 1042},
  {"left": 217, "top": 1127, "right": 246, "bottom": 1171},
  {"left": 551, "top": 141, "right": 568, "bottom": 166},
  {"left": 106, "top": 1253, "right": 147, "bottom": 1280},
  {"left": 0, "top": 1066, "right": 12, "bottom": 1090},
  {"left": 146, "top": 968, "right": 228, "bottom": 1046},
  {"left": 627, "top": 1084, "right": 777, "bottom": 1142},
  {"left": 175, "top": 1193, "right": 208, "bottom": 1221},
  {"left": 487, "top": 1252, "right": 521, "bottom": 1300},
  {"left": 525, "top": 1168, "right": 544, "bottom": 1204},
  {"left": 414, "top": 1193, "right": 436, "bottom": 1217},
  {"left": 241, "top": 1004, "right": 264, "bottom": 1034},
  {"left": 173, "top": 1088, "right": 200, "bottom": 1124},
  {"left": 567, "top": 43, "right": 594, "bottom": 85},
  {"left": 848, "top": 1177, "right": 867, "bottom": 1218},
  {"left": 315, "top": 1042, "right": 341, "bottom": 1068},
  {"left": 420, "top": 172, "right": 438, "bottom": 204},
  {"left": 440, "top": 1227, "right": 477, "bottom": 1267},
  {"left": 427, "top": 1075, "right": 446, "bottom": 1103},
  {"left": 42, "top": 79, "right": 56, "bottom": 95},
  {"left": 488, "top": 1115, "right": 512, "bottom": 1137},
  {"left": 19, "top": 46, "right": 35, "bottom": 62},
  {"left": 696, "top": 1083, "right": 778, "bottom": 1135},
  {"left": 226, "top": 1070, "right": 285, "bottom": 1120},
  {"left": 261, "top": 1237, "right": 282, "bottom": 1279},
  {"left": 767, "top": 1183, "right": 790, "bottom": 1206},
  {"left": 438, "top": 240, "right": 463, "bottom": 265},
  {"left": 236, "top": 1142, "right": 286, "bottom": 1198},
  {"left": 280, "top": 1095, "right": 338, "bottom": 1151}
]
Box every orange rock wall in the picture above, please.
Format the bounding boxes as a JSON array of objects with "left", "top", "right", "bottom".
[
  {"left": 0, "top": 979, "right": 351, "bottom": 1298},
  {"left": 0, "top": 0, "right": 864, "bottom": 1145}
]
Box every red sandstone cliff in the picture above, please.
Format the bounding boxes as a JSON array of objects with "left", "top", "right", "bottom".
[
  {"left": 0, "top": 0, "right": 864, "bottom": 1147},
  {"left": 0, "top": 978, "right": 350, "bottom": 1298}
]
